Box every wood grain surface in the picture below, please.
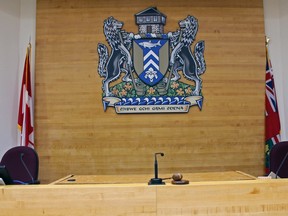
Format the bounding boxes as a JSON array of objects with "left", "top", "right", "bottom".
[
  {"left": 51, "top": 171, "right": 256, "bottom": 185},
  {"left": 35, "top": 0, "right": 265, "bottom": 183},
  {"left": 2, "top": 178, "right": 288, "bottom": 216}
]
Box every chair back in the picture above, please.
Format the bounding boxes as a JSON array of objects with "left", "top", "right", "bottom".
[
  {"left": 0, "top": 146, "right": 39, "bottom": 184},
  {"left": 270, "top": 141, "right": 288, "bottom": 178}
]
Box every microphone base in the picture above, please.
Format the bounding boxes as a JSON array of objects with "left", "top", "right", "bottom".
[{"left": 148, "top": 178, "right": 165, "bottom": 185}]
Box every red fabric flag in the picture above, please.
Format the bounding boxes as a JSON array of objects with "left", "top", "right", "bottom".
[
  {"left": 18, "top": 45, "right": 34, "bottom": 148},
  {"left": 265, "top": 45, "right": 281, "bottom": 173},
  {"left": 265, "top": 47, "right": 281, "bottom": 142}
]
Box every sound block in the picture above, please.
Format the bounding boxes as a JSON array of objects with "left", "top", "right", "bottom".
[{"left": 171, "top": 179, "right": 189, "bottom": 185}]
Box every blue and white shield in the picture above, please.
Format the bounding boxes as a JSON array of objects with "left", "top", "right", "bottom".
[{"left": 133, "top": 38, "right": 169, "bottom": 86}]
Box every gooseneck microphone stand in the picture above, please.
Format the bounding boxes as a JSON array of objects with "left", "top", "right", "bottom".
[{"left": 148, "top": 152, "right": 165, "bottom": 185}]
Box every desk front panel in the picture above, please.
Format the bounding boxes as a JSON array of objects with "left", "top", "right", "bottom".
[
  {"left": 157, "top": 179, "right": 288, "bottom": 216},
  {"left": 0, "top": 184, "right": 156, "bottom": 216},
  {"left": 2, "top": 179, "right": 288, "bottom": 216}
]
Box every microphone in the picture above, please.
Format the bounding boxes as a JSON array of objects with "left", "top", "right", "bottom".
[
  {"left": 20, "top": 153, "right": 35, "bottom": 184},
  {"left": 148, "top": 152, "right": 165, "bottom": 185},
  {"left": 275, "top": 151, "right": 288, "bottom": 179}
]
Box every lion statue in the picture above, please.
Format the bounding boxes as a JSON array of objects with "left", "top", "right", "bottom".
[
  {"left": 169, "top": 15, "right": 206, "bottom": 95},
  {"left": 97, "top": 17, "right": 133, "bottom": 97}
]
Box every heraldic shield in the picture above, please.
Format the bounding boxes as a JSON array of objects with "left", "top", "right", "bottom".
[{"left": 133, "top": 38, "right": 169, "bottom": 86}]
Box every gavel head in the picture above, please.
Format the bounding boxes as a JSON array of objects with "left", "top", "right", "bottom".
[{"left": 172, "top": 173, "right": 183, "bottom": 181}]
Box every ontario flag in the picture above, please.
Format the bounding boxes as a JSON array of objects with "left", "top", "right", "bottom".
[
  {"left": 18, "top": 44, "right": 34, "bottom": 148},
  {"left": 265, "top": 45, "right": 281, "bottom": 174}
]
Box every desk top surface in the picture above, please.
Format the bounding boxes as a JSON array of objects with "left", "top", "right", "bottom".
[{"left": 51, "top": 171, "right": 256, "bottom": 185}]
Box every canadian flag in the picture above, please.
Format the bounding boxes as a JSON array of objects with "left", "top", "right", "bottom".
[{"left": 18, "top": 45, "right": 34, "bottom": 148}]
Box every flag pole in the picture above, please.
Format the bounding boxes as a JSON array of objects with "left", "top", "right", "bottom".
[{"left": 265, "top": 36, "right": 270, "bottom": 46}]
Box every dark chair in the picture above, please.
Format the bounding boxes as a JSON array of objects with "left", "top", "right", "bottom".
[
  {"left": 269, "top": 141, "right": 288, "bottom": 178},
  {"left": 0, "top": 146, "right": 39, "bottom": 184}
]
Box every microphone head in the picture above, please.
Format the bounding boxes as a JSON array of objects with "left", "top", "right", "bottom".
[{"left": 155, "top": 152, "right": 165, "bottom": 157}]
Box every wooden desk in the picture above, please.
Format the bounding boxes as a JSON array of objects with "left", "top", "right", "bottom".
[
  {"left": 51, "top": 171, "right": 256, "bottom": 185},
  {"left": 2, "top": 172, "right": 288, "bottom": 216}
]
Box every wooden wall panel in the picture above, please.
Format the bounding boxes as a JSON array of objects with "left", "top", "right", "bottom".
[{"left": 35, "top": 0, "right": 265, "bottom": 183}]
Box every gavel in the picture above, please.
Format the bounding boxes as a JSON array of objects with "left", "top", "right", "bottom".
[
  {"left": 172, "top": 173, "right": 183, "bottom": 181},
  {"left": 171, "top": 173, "right": 189, "bottom": 184}
]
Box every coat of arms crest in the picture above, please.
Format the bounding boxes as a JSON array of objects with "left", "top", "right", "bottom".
[{"left": 97, "top": 7, "right": 206, "bottom": 113}]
